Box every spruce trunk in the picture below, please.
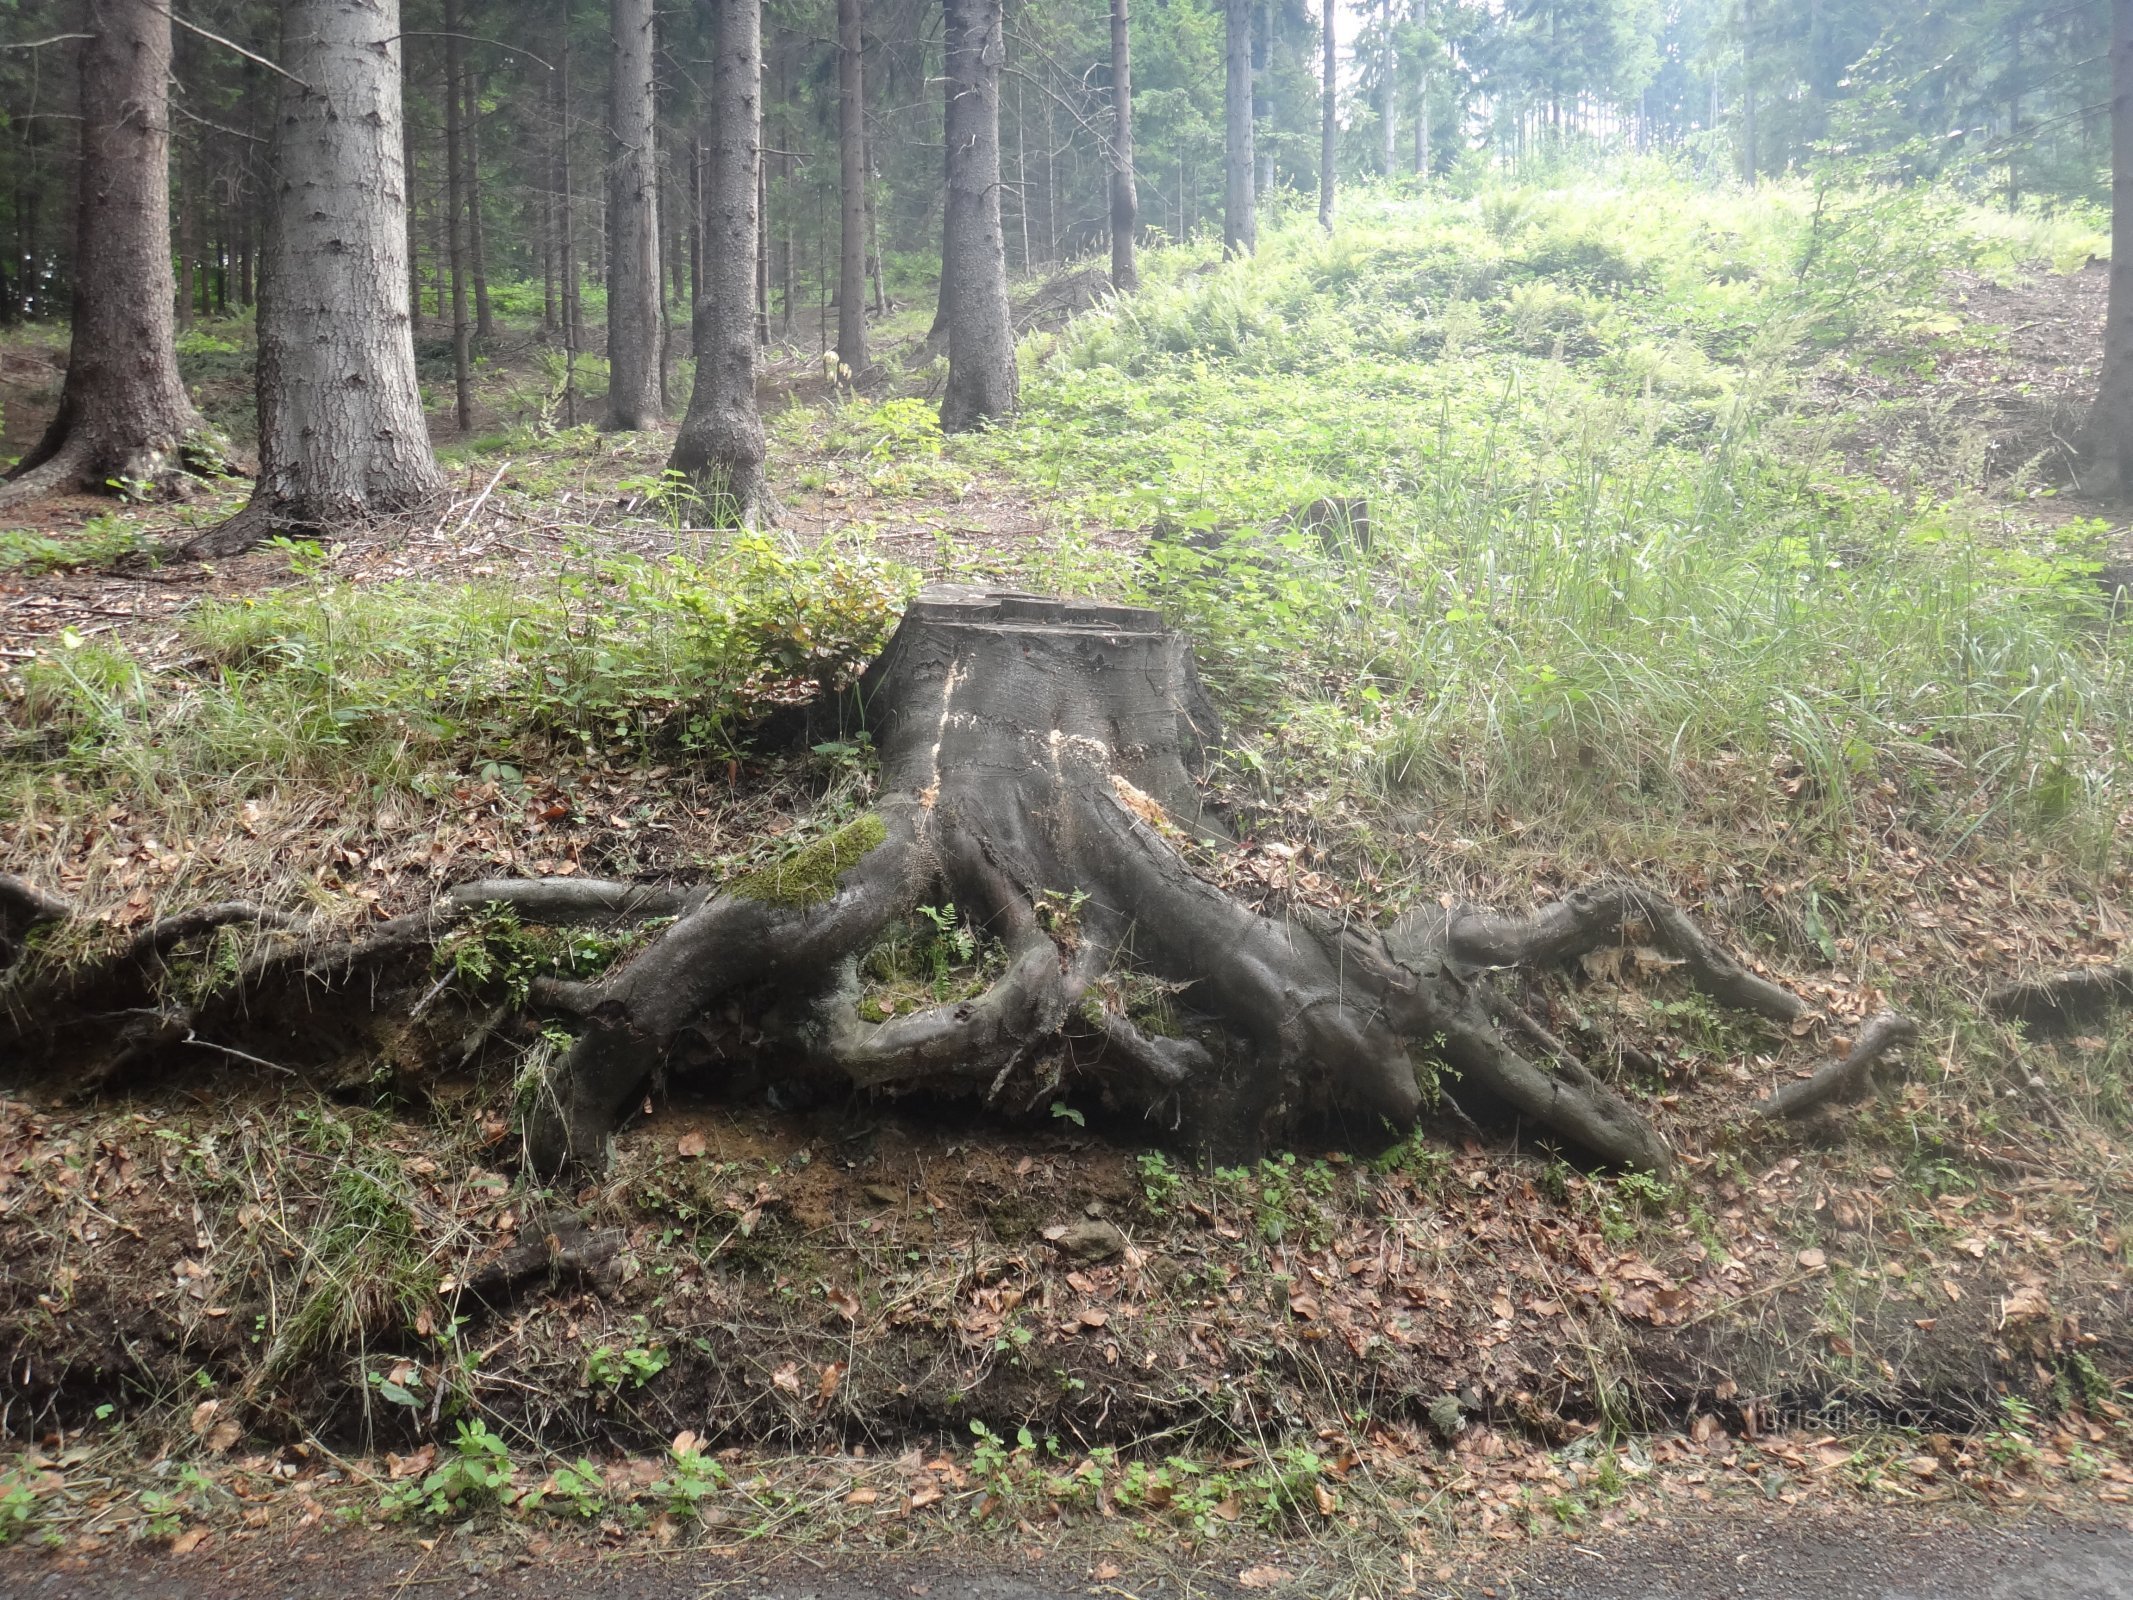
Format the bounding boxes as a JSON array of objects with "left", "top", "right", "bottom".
[
  {"left": 2, "top": 0, "right": 208, "bottom": 507},
  {"left": 938, "top": 0, "right": 1016, "bottom": 431},
  {"left": 605, "top": 0, "right": 663, "bottom": 429},
  {"left": 192, "top": 0, "right": 443, "bottom": 554},
  {"left": 669, "top": 0, "right": 767, "bottom": 519}
]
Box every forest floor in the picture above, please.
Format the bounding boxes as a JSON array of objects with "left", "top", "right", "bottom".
[{"left": 1, "top": 171, "right": 2131, "bottom": 1592}]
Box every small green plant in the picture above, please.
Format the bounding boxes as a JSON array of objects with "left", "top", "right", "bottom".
[
  {"left": 1136, "top": 1150, "right": 1181, "bottom": 1212},
  {"left": 648, "top": 1439, "right": 726, "bottom": 1518},
  {"left": 539, "top": 1458, "right": 608, "bottom": 1519},
  {"left": 381, "top": 1419, "right": 519, "bottom": 1518},
  {"left": 0, "top": 1474, "right": 40, "bottom": 1545},
  {"left": 584, "top": 1338, "right": 669, "bottom": 1392}
]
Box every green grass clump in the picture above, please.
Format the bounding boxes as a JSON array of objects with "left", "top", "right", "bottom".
[{"left": 5, "top": 533, "right": 914, "bottom": 806}]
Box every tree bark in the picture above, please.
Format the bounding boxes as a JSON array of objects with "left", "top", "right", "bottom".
[
  {"left": 466, "top": 64, "right": 494, "bottom": 340},
  {"left": 1318, "top": 0, "right": 1335, "bottom": 231},
  {"left": 1, "top": 0, "right": 210, "bottom": 508},
  {"left": 938, "top": 0, "right": 1016, "bottom": 432},
  {"left": 1414, "top": 0, "right": 1429, "bottom": 177},
  {"left": 1223, "top": 0, "right": 1255, "bottom": 255},
  {"left": 1378, "top": 0, "right": 1396, "bottom": 177},
  {"left": 835, "top": 0, "right": 870, "bottom": 384},
  {"left": 929, "top": 11, "right": 962, "bottom": 343},
  {"left": 444, "top": 0, "right": 474, "bottom": 433},
  {"left": 668, "top": 0, "right": 766, "bottom": 519},
  {"left": 191, "top": 0, "right": 443, "bottom": 555},
  {"left": 605, "top": 0, "right": 663, "bottom": 429},
  {"left": 1108, "top": 0, "right": 1137, "bottom": 293},
  {"left": 2082, "top": 0, "right": 2133, "bottom": 496}
]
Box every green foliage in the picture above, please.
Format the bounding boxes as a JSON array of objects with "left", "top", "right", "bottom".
[
  {"left": 0, "top": 515, "right": 157, "bottom": 575},
  {"left": 267, "top": 1155, "right": 432, "bottom": 1375},
  {"left": 5, "top": 535, "right": 914, "bottom": 805},
  {"left": 988, "top": 169, "right": 2130, "bottom": 863},
  {"left": 584, "top": 1333, "right": 669, "bottom": 1392},
  {"left": 0, "top": 1474, "right": 38, "bottom": 1545},
  {"left": 647, "top": 1439, "right": 727, "bottom": 1517},
  {"left": 380, "top": 1420, "right": 520, "bottom": 1519}
]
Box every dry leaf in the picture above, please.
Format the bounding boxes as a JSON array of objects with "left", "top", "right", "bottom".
[
  {"left": 907, "top": 1483, "right": 943, "bottom": 1511},
  {"left": 770, "top": 1362, "right": 803, "bottom": 1396},
  {"left": 845, "top": 1486, "right": 878, "bottom": 1506},
  {"left": 1796, "top": 1248, "right": 1826, "bottom": 1270},
  {"left": 676, "top": 1131, "right": 707, "bottom": 1158},
  {"left": 817, "top": 1362, "right": 845, "bottom": 1404},
  {"left": 169, "top": 1528, "right": 208, "bottom": 1555},
  {"left": 1238, "top": 1566, "right": 1292, "bottom": 1590}
]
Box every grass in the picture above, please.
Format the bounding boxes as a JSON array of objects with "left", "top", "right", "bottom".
[{"left": 915, "top": 162, "right": 2132, "bottom": 877}]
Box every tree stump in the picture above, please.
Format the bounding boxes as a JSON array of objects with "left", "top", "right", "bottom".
[{"left": 9, "top": 588, "right": 1920, "bottom": 1174}]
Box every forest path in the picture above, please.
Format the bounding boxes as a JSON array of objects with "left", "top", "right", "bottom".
[{"left": 5, "top": 1509, "right": 2132, "bottom": 1600}]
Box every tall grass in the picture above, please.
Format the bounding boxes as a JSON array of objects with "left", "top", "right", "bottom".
[{"left": 979, "top": 161, "right": 2127, "bottom": 866}]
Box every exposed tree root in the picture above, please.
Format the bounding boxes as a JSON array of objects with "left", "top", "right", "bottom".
[
  {"left": 4, "top": 589, "right": 1919, "bottom": 1180},
  {"left": 1756, "top": 1011, "right": 1921, "bottom": 1118},
  {"left": 1986, "top": 966, "right": 2133, "bottom": 1036}
]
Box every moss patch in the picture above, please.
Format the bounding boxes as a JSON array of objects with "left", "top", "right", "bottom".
[{"left": 733, "top": 813, "right": 887, "bottom": 908}]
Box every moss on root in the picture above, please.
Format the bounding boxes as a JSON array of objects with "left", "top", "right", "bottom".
[{"left": 733, "top": 813, "right": 888, "bottom": 908}]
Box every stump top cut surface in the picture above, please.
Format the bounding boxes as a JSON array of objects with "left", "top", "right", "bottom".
[{"left": 903, "top": 587, "right": 1168, "bottom": 638}]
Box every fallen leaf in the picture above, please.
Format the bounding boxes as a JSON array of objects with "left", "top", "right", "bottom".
[
  {"left": 169, "top": 1528, "right": 208, "bottom": 1555},
  {"left": 770, "top": 1362, "right": 803, "bottom": 1396},
  {"left": 676, "top": 1131, "right": 707, "bottom": 1158},
  {"left": 1796, "top": 1248, "right": 1827, "bottom": 1270},
  {"left": 907, "top": 1483, "right": 943, "bottom": 1511},
  {"left": 845, "top": 1486, "right": 878, "bottom": 1506},
  {"left": 1237, "top": 1567, "right": 1292, "bottom": 1590},
  {"left": 817, "top": 1362, "right": 845, "bottom": 1405}
]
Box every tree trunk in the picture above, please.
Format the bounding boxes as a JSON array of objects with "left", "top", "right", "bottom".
[
  {"left": 1318, "top": 0, "right": 1335, "bottom": 231},
  {"left": 561, "top": 1, "right": 582, "bottom": 425},
  {"left": 177, "top": 146, "right": 197, "bottom": 332},
  {"left": 929, "top": 20, "right": 960, "bottom": 343},
  {"left": 444, "top": 1, "right": 474, "bottom": 433},
  {"left": 1740, "top": 0, "right": 1758, "bottom": 185},
  {"left": 2084, "top": 0, "right": 2133, "bottom": 495},
  {"left": 467, "top": 65, "right": 494, "bottom": 340},
  {"left": 1108, "top": 0, "right": 1138, "bottom": 292},
  {"left": 836, "top": 0, "right": 870, "bottom": 384},
  {"left": 1255, "top": 0, "right": 1272, "bottom": 196},
  {"left": 1223, "top": 0, "right": 1254, "bottom": 256},
  {"left": 190, "top": 0, "right": 443, "bottom": 555},
  {"left": 605, "top": 0, "right": 662, "bottom": 429},
  {"left": 1, "top": 0, "right": 210, "bottom": 508},
  {"left": 1378, "top": 0, "right": 1395, "bottom": 177},
  {"left": 668, "top": 0, "right": 766, "bottom": 519},
  {"left": 938, "top": 0, "right": 1016, "bottom": 432},
  {"left": 1414, "top": 0, "right": 1429, "bottom": 177}
]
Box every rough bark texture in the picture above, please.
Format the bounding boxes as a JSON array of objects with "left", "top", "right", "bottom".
[
  {"left": 668, "top": 0, "right": 766, "bottom": 518},
  {"left": 0, "top": 0, "right": 210, "bottom": 507},
  {"left": 1378, "top": 0, "right": 1396, "bottom": 176},
  {"left": 444, "top": 0, "right": 473, "bottom": 433},
  {"left": 1108, "top": 0, "right": 1138, "bottom": 293},
  {"left": 1318, "top": 0, "right": 1335, "bottom": 232},
  {"left": 604, "top": 0, "right": 663, "bottom": 430},
  {"left": 938, "top": 0, "right": 1017, "bottom": 432},
  {"left": 1223, "top": 0, "right": 1255, "bottom": 256},
  {"left": 9, "top": 592, "right": 1920, "bottom": 1188},
  {"left": 191, "top": 0, "right": 443, "bottom": 556},
  {"left": 2082, "top": 0, "right": 2133, "bottom": 496},
  {"left": 928, "top": 48, "right": 960, "bottom": 343},
  {"left": 835, "top": 0, "right": 870, "bottom": 384}
]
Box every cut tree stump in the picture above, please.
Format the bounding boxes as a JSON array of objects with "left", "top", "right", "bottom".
[{"left": 6, "top": 588, "right": 1924, "bottom": 1176}]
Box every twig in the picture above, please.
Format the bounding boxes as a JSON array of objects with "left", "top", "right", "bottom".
[
  {"left": 182, "top": 1032, "right": 298, "bottom": 1077},
  {"left": 452, "top": 461, "right": 512, "bottom": 541},
  {"left": 0, "top": 33, "right": 93, "bottom": 51},
  {"left": 161, "top": 9, "right": 311, "bottom": 89}
]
